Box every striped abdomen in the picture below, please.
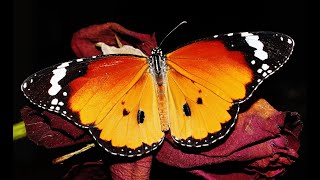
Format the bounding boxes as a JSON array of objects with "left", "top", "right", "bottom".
[{"left": 156, "top": 83, "right": 169, "bottom": 131}]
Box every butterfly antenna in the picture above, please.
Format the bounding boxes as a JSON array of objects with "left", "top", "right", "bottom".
[{"left": 158, "top": 21, "right": 187, "bottom": 48}]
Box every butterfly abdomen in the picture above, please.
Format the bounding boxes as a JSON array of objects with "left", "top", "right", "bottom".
[{"left": 156, "top": 84, "right": 170, "bottom": 131}]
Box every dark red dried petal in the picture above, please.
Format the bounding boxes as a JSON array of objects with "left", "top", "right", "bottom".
[
  {"left": 282, "top": 112, "right": 303, "bottom": 151},
  {"left": 189, "top": 170, "right": 256, "bottom": 180},
  {"left": 64, "top": 161, "right": 109, "bottom": 180},
  {"left": 155, "top": 99, "right": 303, "bottom": 179},
  {"left": 21, "top": 106, "right": 93, "bottom": 148},
  {"left": 63, "top": 156, "right": 152, "bottom": 180},
  {"left": 71, "top": 22, "right": 157, "bottom": 57},
  {"left": 110, "top": 156, "right": 152, "bottom": 180}
]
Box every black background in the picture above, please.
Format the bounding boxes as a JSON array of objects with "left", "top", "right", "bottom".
[{"left": 12, "top": 0, "right": 308, "bottom": 179}]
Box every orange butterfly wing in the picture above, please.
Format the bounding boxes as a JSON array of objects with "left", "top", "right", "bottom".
[{"left": 166, "top": 32, "right": 294, "bottom": 146}]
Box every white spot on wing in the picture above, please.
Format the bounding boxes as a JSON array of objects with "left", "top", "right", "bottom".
[
  {"left": 58, "top": 62, "right": 70, "bottom": 68},
  {"left": 23, "top": 83, "right": 27, "bottom": 88},
  {"left": 227, "top": 33, "right": 233, "bottom": 36},
  {"left": 58, "top": 101, "right": 64, "bottom": 106},
  {"left": 288, "top": 38, "right": 293, "bottom": 44},
  {"left": 251, "top": 60, "right": 255, "bottom": 65},
  {"left": 51, "top": 98, "right": 58, "bottom": 105},
  {"left": 55, "top": 106, "right": 60, "bottom": 111},
  {"left": 262, "top": 72, "right": 267, "bottom": 77},
  {"left": 241, "top": 32, "right": 254, "bottom": 37},
  {"left": 261, "top": 64, "right": 270, "bottom": 70},
  {"left": 48, "top": 62, "right": 69, "bottom": 96},
  {"left": 257, "top": 69, "right": 263, "bottom": 73},
  {"left": 76, "top": 58, "right": 84, "bottom": 62},
  {"left": 63, "top": 92, "right": 67, "bottom": 96},
  {"left": 30, "top": 79, "right": 33, "bottom": 83},
  {"left": 245, "top": 35, "right": 268, "bottom": 60}
]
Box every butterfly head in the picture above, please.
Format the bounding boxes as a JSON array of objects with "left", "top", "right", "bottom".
[{"left": 151, "top": 47, "right": 163, "bottom": 56}]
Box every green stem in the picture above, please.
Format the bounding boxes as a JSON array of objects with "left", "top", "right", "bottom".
[{"left": 13, "top": 121, "right": 26, "bottom": 141}]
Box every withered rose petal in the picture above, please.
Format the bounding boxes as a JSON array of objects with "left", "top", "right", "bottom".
[
  {"left": 110, "top": 156, "right": 152, "bottom": 180},
  {"left": 63, "top": 156, "right": 152, "bottom": 180},
  {"left": 71, "top": 22, "right": 157, "bottom": 57},
  {"left": 155, "top": 99, "right": 302, "bottom": 179},
  {"left": 21, "top": 106, "right": 93, "bottom": 148},
  {"left": 189, "top": 170, "right": 257, "bottom": 180},
  {"left": 64, "top": 161, "right": 109, "bottom": 180}
]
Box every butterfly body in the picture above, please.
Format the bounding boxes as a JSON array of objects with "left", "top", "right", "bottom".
[
  {"left": 21, "top": 31, "right": 294, "bottom": 157},
  {"left": 148, "top": 47, "right": 170, "bottom": 131}
]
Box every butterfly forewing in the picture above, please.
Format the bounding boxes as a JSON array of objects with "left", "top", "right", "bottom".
[
  {"left": 21, "top": 54, "right": 165, "bottom": 157},
  {"left": 166, "top": 31, "right": 294, "bottom": 147}
]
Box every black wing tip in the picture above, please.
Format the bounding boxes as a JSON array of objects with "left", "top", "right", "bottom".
[{"left": 223, "top": 31, "right": 295, "bottom": 48}]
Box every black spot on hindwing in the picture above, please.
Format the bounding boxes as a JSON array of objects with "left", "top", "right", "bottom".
[
  {"left": 123, "top": 109, "right": 130, "bottom": 116},
  {"left": 137, "top": 110, "right": 145, "bottom": 124},
  {"left": 183, "top": 103, "right": 191, "bottom": 116},
  {"left": 197, "top": 97, "right": 203, "bottom": 104}
]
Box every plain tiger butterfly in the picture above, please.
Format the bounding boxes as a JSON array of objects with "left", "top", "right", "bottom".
[{"left": 21, "top": 21, "right": 294, "bottom": 157}]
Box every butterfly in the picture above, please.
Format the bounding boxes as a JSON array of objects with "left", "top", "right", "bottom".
[{"left": 21, "top": 27, "right": 294, "bottom": 157}]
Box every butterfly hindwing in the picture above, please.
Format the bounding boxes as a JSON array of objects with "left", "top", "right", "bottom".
[
  {"left": 21, "top": 54, "right": 164, "bottom": 157},
  {"left": 89, "top": 72, "right": 164, "bottom": 157},
  {"left": 166, "top": 31, "right": 294, "bottom": 146}
]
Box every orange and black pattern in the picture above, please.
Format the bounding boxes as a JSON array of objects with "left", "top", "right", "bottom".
[{"left": 21, "top": 31, "right": 294, "bottom": 157}]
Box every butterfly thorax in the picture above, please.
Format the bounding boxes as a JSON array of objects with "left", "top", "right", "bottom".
[{"left": 148, "top": 47, "right": 170, "bottom": 132}]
